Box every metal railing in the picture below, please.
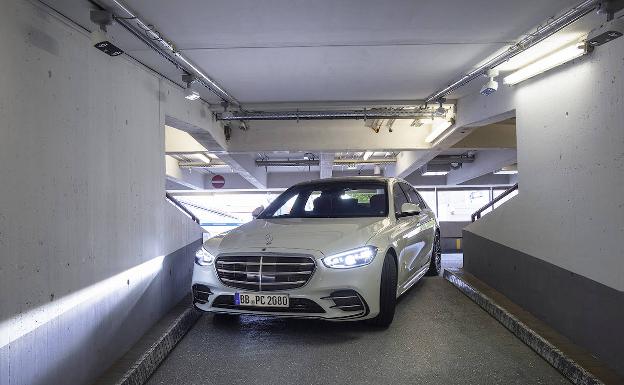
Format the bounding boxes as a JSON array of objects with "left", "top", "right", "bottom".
[
  {"left": 471, "top": 183, "right": 518, "bottom": 222},
  {"left": 166, "top": 192, "right": 201, "bottom": 225}
]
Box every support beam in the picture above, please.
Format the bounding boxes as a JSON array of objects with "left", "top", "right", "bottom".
[
  {"left": 165, "top": 155, "right": 203, "bottom": 190},
  {"left": 226, "top": 119, "right": 431, "bottom": 152},
  {"left": 319, "top": 153, "right": 334, "bottom": 179},
  {"left": 447, "top": 149, "right": 516, "bottom": 185},
  {"left": 217, "top": 153, "right": 267, "bottom": 189},
  {"left": 395, "top": 150, "right": 439, "bottom": 179}
]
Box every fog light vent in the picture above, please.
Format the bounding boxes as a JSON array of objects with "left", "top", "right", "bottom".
[
  {"left": 192, "top": 284, "right": 212, "bottom": 303},
  {"left": 323, "top": 290, "right": 365, "bottom": 312}
]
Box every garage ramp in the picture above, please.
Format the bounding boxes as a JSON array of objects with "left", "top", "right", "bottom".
[{"left": 144, "top": 276, "right": 568, "bottom": 385}]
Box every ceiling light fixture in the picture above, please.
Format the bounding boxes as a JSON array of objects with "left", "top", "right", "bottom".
[
  {"left": 182, "top": 74, "right": 200, "bottom": 101},
  {"left": 422, "top": 171, "right": 450, "bottom": 176},
  {"left": 424, "top": 118, "right": 453, "bottom": 143},
  {"left": 494, "top": 165, "right": 518, "bottom": 175},
  {"left": 503, "top": 43, "right": 588, "bottom": 85},
  {"left": 435, "top": 99, "right": 446, "bottom": 115},
  {"left": 185, "top": 87, "right": 200, "bottom": 101},
  {"left": 363, "top": 151, "right": 374, "bottom": 160}
]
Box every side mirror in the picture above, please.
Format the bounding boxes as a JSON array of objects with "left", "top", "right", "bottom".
[
  {"left": 252, "top": 205, "right": 265, "bottom": 218},
  {"left": 400, "top": 202, "right": 421, "bottom": 217}
]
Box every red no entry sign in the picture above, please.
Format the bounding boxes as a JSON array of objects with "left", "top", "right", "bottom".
[{"left": 211, "top": 174, "right": 225, "bottom": 189}]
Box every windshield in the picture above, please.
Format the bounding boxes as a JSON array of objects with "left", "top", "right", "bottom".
[{"left": 258, "top": 181, "right": 388, "bottom": 219}]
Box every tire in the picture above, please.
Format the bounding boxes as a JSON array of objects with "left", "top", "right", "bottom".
[
  {"left": 426, "top": 231, "right": 442, "bottom": 276},
  {"left": 368, "top": 252, "right": 398, "bottom": 327}
]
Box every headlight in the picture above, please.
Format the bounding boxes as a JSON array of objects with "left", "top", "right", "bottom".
[
  {"left": 195, "top": 247, "right": 215, "bottom": 266},
  {"left": 322, "top": 246, "right": 378, "bottom": 269}
]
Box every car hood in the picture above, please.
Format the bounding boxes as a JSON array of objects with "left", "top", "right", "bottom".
[{"left": 206, "top": 217, "right": 389, "bottom": 257}]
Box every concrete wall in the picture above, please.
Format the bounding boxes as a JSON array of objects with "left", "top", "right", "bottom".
[
  {"left": 462, "top": 33, "right": 624, "bottom": 375},
  {"left": 0, "top": 1, "right": 203, "bottom": 384}
]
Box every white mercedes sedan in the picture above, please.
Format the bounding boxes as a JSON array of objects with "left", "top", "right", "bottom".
[{"left": 192, "top": 177, "right": 440, "bottom": 326}]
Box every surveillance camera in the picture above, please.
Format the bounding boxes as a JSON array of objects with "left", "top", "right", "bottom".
[
  {"left": 91, "top": 28, "right": 123, "bottom": 57},
  {"left": 480, "top": 69, "right": 499, "bottom": 95},
  {"left": 480, "top": 79, "right": 498, "bottom": 95},
  {"left": 90, "top": 10, "right": 123, "bottom": 57}
]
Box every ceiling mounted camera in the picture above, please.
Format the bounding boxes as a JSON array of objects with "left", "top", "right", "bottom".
[{"left": 480, "top": 69, "right": 499, "bottom": 95}]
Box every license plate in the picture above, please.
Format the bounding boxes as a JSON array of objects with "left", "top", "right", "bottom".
[{"left": 234, "top": 293, "right": 289, "bottom": 308}]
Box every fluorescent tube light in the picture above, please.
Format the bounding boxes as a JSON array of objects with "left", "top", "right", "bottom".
[
  {"left": 422, "top": 171, "right": 449, "bottom": 176},
  {"left": 494, "top": 164, "right": 518, "bottom": 175},
  {"left": 363, "top": 151, "right": 374, "bottom": 160},
  {"left": 494, "top": 170, "right": 518, "bottom": 175},
  {"left": 503, "top": 44, "right": 586, "bottom": 85}
]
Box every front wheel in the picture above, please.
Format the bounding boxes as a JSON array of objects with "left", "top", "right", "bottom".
[
  {"left": 426, "top": 232, "right": 442, "bottom": 276},
  {"left": 368, "top": 252, "right": 397, "bottom": 327}
]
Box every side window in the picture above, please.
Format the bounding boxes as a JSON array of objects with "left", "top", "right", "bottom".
[
  {"left": 393, "top": 183, "right": 409, "bottom": 216},
  {"left": 415, "top": 192, "right": 427, "bottom": 209},
  {"left": 401, "top": 182, "right": 427, "bottom": 209}
]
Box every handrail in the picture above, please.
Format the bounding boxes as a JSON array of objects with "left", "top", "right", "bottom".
[
  {"left": 166, "top": 192, "right": 201, "bottom": 225},
  {"left": 471, "top": 183, "right": 518, "bottom": 222}
]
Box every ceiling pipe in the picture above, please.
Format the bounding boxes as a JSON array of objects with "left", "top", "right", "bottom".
[
  {"left": 334, "top": 158, "right": 397, "bottom": 165},
  {"left": 428, "top": 155, "right": 476, "bottom": 164},
  {"left": 217, "top": 109, "right": 437, "bottom": 121},
  {"left": 424, "top": 0, "right": 600, "bottom": 103},
  {"left": 255, "top": 159, "right": 320, "bottom": 167},
  {"left": 178, "top": 162, "right": 229, "bottom": 169},
  {"left": 100, "top": 0, "right": 240, "bottom": 106}
]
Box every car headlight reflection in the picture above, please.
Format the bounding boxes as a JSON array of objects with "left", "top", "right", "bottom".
[
  {"left": 195, "top": 247, "right": 215, "bottom": 266},
  {"left": 322, "top": 246, "right": 378, "bottom": 269}
]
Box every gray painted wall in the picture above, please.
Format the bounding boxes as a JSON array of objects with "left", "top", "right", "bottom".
[
  {"left": 464, "top": 231, "right": 624, "bottom": 377},
  {"left": 0, "top": 1, "right": 203, "bottom": 384}
]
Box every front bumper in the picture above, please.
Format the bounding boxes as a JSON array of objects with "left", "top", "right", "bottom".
[{"left": 191, "top": 249, "right": 383, "bottom": 321}]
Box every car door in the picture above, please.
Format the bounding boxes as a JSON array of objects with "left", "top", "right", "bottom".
[
  {"left": 401, "top": 183, "right": 437, "bottom": 270},
  {"left": 390, "top": 182, "right": 422, "bottom": 289}
]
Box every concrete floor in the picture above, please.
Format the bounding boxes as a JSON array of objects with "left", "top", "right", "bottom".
[{"left": 146, "top": 255, "right": 568, "bottom": 385}]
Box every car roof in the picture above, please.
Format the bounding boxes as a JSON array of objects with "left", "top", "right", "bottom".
[{"left": 292, "top": 176, "right": 404, "bottom": 187}]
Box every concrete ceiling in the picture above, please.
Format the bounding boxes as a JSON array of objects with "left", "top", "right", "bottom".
[
  {"left": 121, "top": 0, "right": 579, "bottom": 102},
  {"left": 42, "top": 0, "right": 588, "bottom": 190},
  {"left": 46, "top": 0, "right": 581, "bottom": 103}
]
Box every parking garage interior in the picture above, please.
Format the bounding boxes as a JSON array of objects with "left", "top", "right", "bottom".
[{"left": 1, "top": 0, "right": 623, "bottom": 384}]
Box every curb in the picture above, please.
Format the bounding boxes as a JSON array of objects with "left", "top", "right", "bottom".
[
  {"left": 112, "top": 306, "right": 201, "bottom": 385},
  {"left": 443, "top": 269, "right": 604, "bottom": 385}
]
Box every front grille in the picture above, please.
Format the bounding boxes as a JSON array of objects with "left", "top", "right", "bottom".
[
  {"left": 215, "top": 254, "right": 316, "bottom": 291},
  {"left": 212, "top": 295, "right": 325, "bottom": 313}
]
